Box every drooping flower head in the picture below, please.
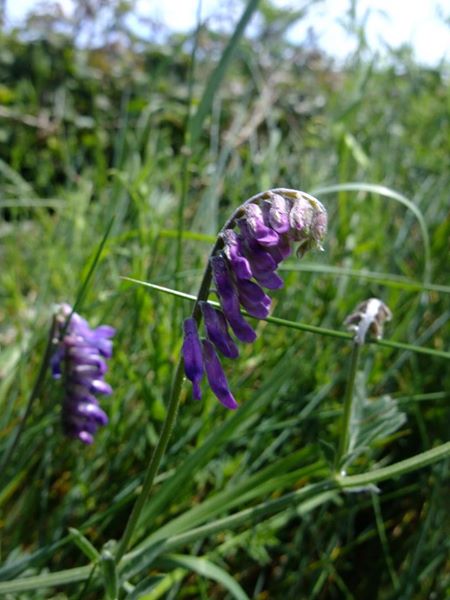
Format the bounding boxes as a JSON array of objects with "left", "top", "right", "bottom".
[
  {"left": 182, "top": 188, "right": 327, "bottom": 409},
  {"left": 344, "top": 298, "right": 392, "bottom": 345},
  {"left": 51, "top": 303, "right": 115, "bottom": 444}
]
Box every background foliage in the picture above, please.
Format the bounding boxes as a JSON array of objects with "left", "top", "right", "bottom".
[{"left": 0, "top": 0, "right": 449, "bottom": 598}]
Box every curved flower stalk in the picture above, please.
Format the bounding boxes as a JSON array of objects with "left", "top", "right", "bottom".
[
  {"left": 51, "top": 303, "right": 115, "bottom": 444},
  {"left": 336, "top": 297, "right": 393, "bottom": 471},
  {"left": 182, "top": 188, "right": 328, "bottom": 408}
]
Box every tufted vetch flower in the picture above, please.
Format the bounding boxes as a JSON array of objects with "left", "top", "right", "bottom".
[
  {"left": 182, "top": 188, "right": 327, "bottom": 408},
  {"left": 51, "top": 304, "right": 115, "bottom": 444}
]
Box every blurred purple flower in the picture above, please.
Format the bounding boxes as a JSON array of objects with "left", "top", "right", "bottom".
[
  {"left": 51, "top": 304, "right": 115, "bottom": 445},
  {"left": 182, "top": 189, "right": 327, "bottom": 408}
]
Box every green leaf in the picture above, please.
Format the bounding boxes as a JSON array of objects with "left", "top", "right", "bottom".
[
  {"left": 313, "top": 182, "right": 432, "bottom": 285},
  {"left": 0, "top": 566, "right": 91, "bottom": 594},
  {"left": 156, "top": 554, "right": 250, "bottom": 600},
  {"left": 337, "top": 441, "right": 450, "bottom": 488},
  {"left": 101, "top": 547, "right": 119, "bottom": 600}
]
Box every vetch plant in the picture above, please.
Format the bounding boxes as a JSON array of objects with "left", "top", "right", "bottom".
[
  {"left": 51, "top": 303, "right": 115, "bottom": 445},
  {"left": 182, "top": 189, "right": 327, "bottom": 408},
  {"left": 115, "top": 188, "right": 327, "bottom": 560}
]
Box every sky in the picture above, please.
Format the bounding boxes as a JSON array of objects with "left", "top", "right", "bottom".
[{"left": 5, "top": 0, "right": 450, "bottom": 66}]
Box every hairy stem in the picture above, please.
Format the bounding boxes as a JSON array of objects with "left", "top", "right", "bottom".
[{"left": 335, "top": 342, "right": 361, "bottom": 472}]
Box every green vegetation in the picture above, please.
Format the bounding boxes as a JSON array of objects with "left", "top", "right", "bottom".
[{"left": 0, "top": 1, "right": 449, "bottom": 598}]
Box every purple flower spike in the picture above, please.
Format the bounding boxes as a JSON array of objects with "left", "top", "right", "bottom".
[
  {"left": 200, "top": 302, "right": 239, "bottom": 359},
  {"left": 181, "top": 189, "right": 327, "bottom": 411},
  {"left": 182, "top": 318, "right": 204, "bottom": 400},
  {"left": 201, "top": 339, "right": 238, "bottom": 410},
  {"left": 51, "top": 304, "right": 115, "bottom": 444},
  {"left": 222, "top": 230, "right": 253, "bottom": 280},
  {"left": 243, "top": 203, "right": 280, "bottom": 247}
]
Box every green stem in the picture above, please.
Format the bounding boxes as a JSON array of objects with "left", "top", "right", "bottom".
[
  {"left": 115, "top": 251, "right": 218, "bottom": 563},
  {"left": 0, "top": 317, "right": 56, "bottom": 476},
  {"left": 115, "top": 357, "right": 185, "bottom": 563},
  {"left": 335, "top": 342, "right": 361, "bottom": 471}
]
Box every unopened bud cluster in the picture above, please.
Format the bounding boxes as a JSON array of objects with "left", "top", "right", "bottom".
[
  {"left": 182, "top": 189, "right": 327, "bottom": 408},
  {"left": 344, "top": 298, "right": 392, "bottom": 345}
]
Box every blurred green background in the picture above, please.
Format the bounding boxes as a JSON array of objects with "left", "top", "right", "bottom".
[{"left": 0, "top": 1, "right": 449, "bottom": 598}]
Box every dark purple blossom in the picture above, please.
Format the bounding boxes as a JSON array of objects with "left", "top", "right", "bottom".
[
  {"left": 182, "top": 188, "right": 327, "bottom": 409},
  {"left": 200, "top": 302, "right": 239, "bottom": 359},
  {"left": 222, "top": 229, "right": 252, "bottom": 280},
  {"left": 201, "top": 339, "right": 238, "bottom": 410},
  {"left": 211, "top": 255, "right": 257, "bottom": 343},
  {"left": 243, "top": 203, "right": 279, "bottom": 247},
  {"left": 51, "top": 304, "right": 115, "bottom": 445},
  {"left": 182, "top": 318, "right": 204, "bottom": 400}
]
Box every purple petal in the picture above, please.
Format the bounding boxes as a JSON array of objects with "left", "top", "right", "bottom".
[
  {"left": 236, "top": 279, "right": 271, "bottom": 319},
  {"left": 226, "top": 311, "right": 257, "bottom": 343},
  {"left": 50, "top": 347, "right": 65, "bottom": 379},
  {"left": 243, "top": 203, "right": 280, "bottom": 246},
  {"left": 239, "top": 222, "right": 277, "bottom": 272},
  {"left": 94, "top": 338, "right": 114, "bottom": 358},
  {"left": 200, "top": 302, "right": 239, "bottom": 359},
  {"left": 182, "top": 318, "right": 204, "bottom": 400},
  {"left": 63, "top": 414, "right": 99, "bottom": 434},
  {"left": 69, "top": 388, "right": 100, "bottom": 405},
  {"left": 254, "top": 270, "right": 284, "bottom": 290},
  {"left": 77, "top": 431, "right": 94, "bottom": 445},
  {"left": 69, "top": 349, "right": 108, "bottom": 372},
  {"left": 211, "top": 254, "right": 241, "bottom": 316},
  {"left": 222, "top": 229, "right": 252, "bottom": 280},
  {"left": 211, "top": 255, "right": 257, "bottom": 343},
  {"left": 70, "top": 401, "right": 109, "bottom": 425},
  {"left": 89, "top": 380, "right": 113, "bottom": 395},
  {"left": 72, "top": 362, "right": 108, "bottom": 378},
  {"left": 92, "top": 325, "right": 116, "bottom": 338},
  {"left": 201, "top": 339, "right": 238, "bottom": 410}
]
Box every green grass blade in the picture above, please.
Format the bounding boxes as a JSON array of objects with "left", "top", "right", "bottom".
[
  {"left": 0, "top": 566, "right": 91, "bottom": 594},
  {"left": 122, "top": 278, "right": 450, "bottom": 359},
  {"left": 313, "top": 182, "right": 432, "bottom": 284},
  {"left": 337, "top": 441, "right": 450, "bottom": 488},
  {"left": 188, "top": 0, "right": 261, "bottom": 146},
  {"left": 156, "top": 554, "right": 250, "bottom": 600}
]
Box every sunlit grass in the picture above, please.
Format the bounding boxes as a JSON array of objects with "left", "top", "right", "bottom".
[{"left": 0, "top": 3, "right": 449, "bottom": 598}]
